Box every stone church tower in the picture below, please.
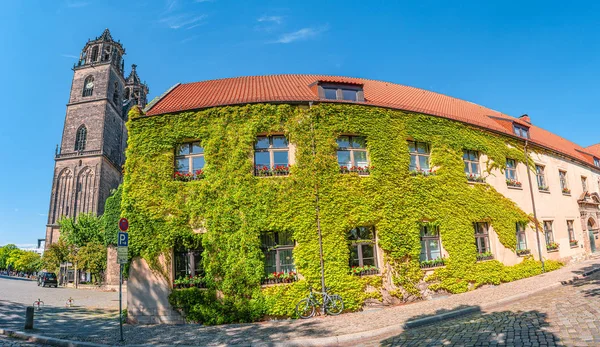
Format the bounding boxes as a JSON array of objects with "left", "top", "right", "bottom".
[{"left": 45, "top": 29, "right": 148, "bottom": 246}]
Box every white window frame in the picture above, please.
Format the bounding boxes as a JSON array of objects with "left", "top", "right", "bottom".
[{"left": 408, "top": 140, "right": 431, "bottom": 172}]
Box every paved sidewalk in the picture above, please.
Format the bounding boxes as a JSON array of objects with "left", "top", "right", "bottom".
[{"left": 1, "top": 258, "right": 599, "bottom": 346}]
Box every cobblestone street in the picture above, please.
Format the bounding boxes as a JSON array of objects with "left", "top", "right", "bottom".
[{"left": 379, "top": 270, "right": 600, "bottom": 346}]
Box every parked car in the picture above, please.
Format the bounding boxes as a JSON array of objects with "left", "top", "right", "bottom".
[{"left": 38, "top": 272, "right": 58, "bottom": 288}]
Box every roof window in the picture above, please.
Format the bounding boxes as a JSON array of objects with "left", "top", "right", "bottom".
[
  {"left": 319, "top": 83, "right": 364, "bottom": 102},
  {"left": 513, "top": 124, "right": 529, "bottom": 139},
  {"left": 594, "top": 157, "right": 600, "bottom": 168}
]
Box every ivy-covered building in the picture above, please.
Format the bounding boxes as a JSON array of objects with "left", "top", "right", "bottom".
[{"left": 124, "top": 75, "right": 600, "bottom": 324}]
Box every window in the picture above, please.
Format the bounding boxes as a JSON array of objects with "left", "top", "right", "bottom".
[
  {"left": 74, "top": 126, "right": 87, "bottom": 151},
  {"left": 254, "top": 135, "right": 289, "bottom": 176},
  {"left": 474, "top": 222, "right": 490, "bottom": 254},
  {"left": 505, "top": 158, "right": 521, "bottom": 187},
  {"left": 513, "top": 124, "right": 529, "bottom": 138},
  {"left": 82, "top": 76, "right": 94, "bottom": 97},
  {"left": 536, "top": 165, "right": 548, "bottom": 191},
  {"left": 567, "top": 220, "right": 576, "bottom": 242},
  {"left": 337, "top": 136, "right": 369, "bottom": 173},
  {"left": 321, "top": 84, "right": 363, "bottom": 102},
  {"left": 124, "top": 88, "right": 130, "bottom": 100},
  {"left": 558, "top": 170, "right": 570, "bottom": 194},
  {"left": 420, "top": 225, "right": 441, "bottom": 262},
  {"left": 595, "top": 157, "right": 600, "bottom": 168},
  {"left": 408, "top": 141, "right": 430, "bottom": 172},
  {"left": 463, "top": 150, "right": 481, "bottom": 180},
  {"left": 174, "top": 247, "right": 203, "bottom": 280},
  {"left": 543, "top": 221, "right": 554, "bottom": 245},
  {"left": 112, "top": 82, "right": 119, "bottom": 105},
  {"left": 516, "top": 222, "right": 527, "bottom": 251},
  {"left": 582, "top": 176, "right": 588, "bottom": 192},
  {"left": 90, "top": 46, "right": 98, "bottom": 62},
  {"left": 260, "top": 231, "right": 295, "bottom": 275},
  {"left": 174, "top": 142, "right": 205, "bottom": 180},
  {"left": 348, "top": 226, "right": 377, "bottom": 267}
]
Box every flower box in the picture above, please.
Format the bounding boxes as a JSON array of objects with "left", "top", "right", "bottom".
[
  {"left": 173, "top": 275, "right": 206, "bottom": 289},
  {"left": 420, "top": 258, "right": 446, "bottom": 269},
  {"left": 570, "top": 240, "right": 578, "bottom": 248},
  {"left": 174, "top": 170, "right": 204, "bottom": 181},
  {"left": 410, "top": 169, "right": 436, "bottom": 177},
  {"left": 339, "top": 165, "right": 373, "bottom": 175},
  {"left": 538, "top": 185, "right": 550, "bottom": 192},
  {"left": 516, "top": 249, "right": 531, "bottom": 256},
  {"left": 262, "top": 271, "right": 297, "bottom": 285},
  {"left": 476, "top": 252, "right": 494, "bottom": 261},
  {"left": 349, "top": 265, "right": 380, "bottom": 276},
  {"left": 506, "top": 179, "right": 522, "bottom": 188},
  {"left": 546, "top": 242, "right": 559, "bottom": 252},
  {"left": 562, "top": 188, "right": 571, "bottom": 195},
  {"left": 467, "top": 174, "right": 485, "bottom": 183},
  {"left": 254, "top": 165, "right": 289, "bottom": 177}
]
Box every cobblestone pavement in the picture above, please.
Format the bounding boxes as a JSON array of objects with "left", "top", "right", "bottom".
[
  {"left": 378, "top": 270, "right": 600, "bottom": 347},
  {"left": 0, "top": 335, "right": 42, "bottom": 347},
  {"left": 1, "top": 259, "right": 599, "bottom": 346}
]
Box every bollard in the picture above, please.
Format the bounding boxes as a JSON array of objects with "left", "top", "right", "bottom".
[{"left": 24, "top": 306, "right": 34, "bottom": 330}]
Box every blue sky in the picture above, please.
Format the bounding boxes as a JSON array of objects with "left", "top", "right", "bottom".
[{"left": 1, "top": 0, "right": 599, "bottom": 246}]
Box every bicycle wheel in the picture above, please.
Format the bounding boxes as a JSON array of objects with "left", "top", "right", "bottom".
[
  {"left": 295, "top": 298, "right": 316, "bottom": 319},
  {"left": 324, "top": 294, "right": 343, "bottom": 315}
]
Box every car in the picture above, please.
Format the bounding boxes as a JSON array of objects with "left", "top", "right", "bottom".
[{"left": 39, "top": 272, "right": 58, "bottom": 288}]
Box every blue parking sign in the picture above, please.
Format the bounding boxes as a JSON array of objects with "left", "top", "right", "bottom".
[{"left": 118, "top": 232, "right": 128, "bottom": 247}]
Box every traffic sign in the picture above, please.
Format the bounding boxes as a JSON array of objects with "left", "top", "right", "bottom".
[
  {"left": 119, "top": 218, "right": 129, "bottom": 231},
  {"left": 117, "top": 247, "right": 128, "bottom": 264},
  {"left": 118, "top": 232, "right": 129, "bottom": 247}
]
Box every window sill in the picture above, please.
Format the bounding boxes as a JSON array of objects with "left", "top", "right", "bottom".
[
  {"left": 476, "top": 255, "right": 494, "bottom": 262},
  {"left": 538, "top": 189, "right": 551, "bottom": 194},
  {"left": 467, "top": 180, "right": 486, "bottom": 185},
  {"left": 351, "top": 269, "right": 380, "bottom": 276},
  {"left": 516, "top": 250, "right": 531, "bottom": 257},
  {"left": 570, "top": 245, "right": 579, "bottom": 249},
  {"left": 507, "top": 185, "right": 523, "bottom": 190},
  {"left": 261, "top": 278, "right": 298, "bottom": 286},
  {"left": 419, "top": 263, "right": 446, "bottom": 270},
  {"left": 255, "top": 175, "right": 289, "bottom": 178},
  {"left": 546, "top": 249, "right": 559, "bottom": 253},
  {"left": 562, "top": 193, "right": 571, "bottom": 196}
]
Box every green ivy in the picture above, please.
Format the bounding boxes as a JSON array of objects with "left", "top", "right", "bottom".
[{"left": 123, "top": 103, "right": 561, "bottom": 323}]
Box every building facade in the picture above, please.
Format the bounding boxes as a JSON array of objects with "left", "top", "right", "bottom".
[{"left": 45, "top": 29, "right": 148, "bottom": 246}]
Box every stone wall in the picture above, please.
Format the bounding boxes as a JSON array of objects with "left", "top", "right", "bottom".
[
  {"left": 127, "top": 255, "right": 183, "bottom": 324},
  {"left": 105, "top": 245, "right": 120, "bottom": 285}
]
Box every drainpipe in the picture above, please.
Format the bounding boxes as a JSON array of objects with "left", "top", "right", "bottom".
[
  {"left": 308, "top": 101, "right": 327, "bottom": 314},
  {"left": 524, "top": 140, "right": 545, "bottom": 272}
]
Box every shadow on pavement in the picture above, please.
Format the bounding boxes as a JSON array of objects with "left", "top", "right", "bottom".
[{"left": 381, "top": 308, "right": 560, "bottom": 346}]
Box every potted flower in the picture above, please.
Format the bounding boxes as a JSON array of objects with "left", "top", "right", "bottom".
[
  {"left": 195, "top": 169, "right": 205, "bottom": 180},
  {"left": 562, "top": 187, "right": 571, "bottom": 195},
  {"left": 339, "top": 165, "right": 350, "bottom": 174},
  {"left": 420, "top": 257, "right": 446, "bottom": 269},
  {"left": 255, "top": 165, "right": 271, "bottom": 177},
  {"left": 273, "top": 165, "right": 289, "bottom": 176},
  {"left": 570, "top": 239, "right": 578, "bottom": 247},
  {"left": 516, "top": 249, "right": 531, "bottom": 256},
  {"left": 174, "top": 171, "right": 194, "bottom": 182},
  {"left": 476, "top": 251, "right": 494, "bottom": 261},
  {"left": 538, "top": 185, "right": 550, "bottom": 191},
  {"left": 546, "top": 242, "right": 559, "bottom": 251},
  {"left": 467, "top": 174, "right": 485, "bottom": 183},
  {"left": 506, "top": 179, "right": 522, "bottom": 187}
]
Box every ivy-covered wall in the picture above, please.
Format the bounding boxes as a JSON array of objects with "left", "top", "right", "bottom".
[{"left": 123, "top": 103, "right": 561, "bottom": 323}]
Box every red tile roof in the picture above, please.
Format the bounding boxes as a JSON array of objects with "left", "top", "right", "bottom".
[{"left": 145, "top": 74, "right": 599, "bottom": 168}]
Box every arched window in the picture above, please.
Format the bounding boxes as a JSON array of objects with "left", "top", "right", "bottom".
[
  {"left": 82, "top": 76, "right": 94, "bottom": 97},
  {"left": 75, "top": 126, "right": 87, "bottom": 151},
  {"left": 124, "top": 87, "right": 130, "bottom": 100},
  {"left": 90, "top": 46, "right": 99, "bottom": 62},
  {"left": 112, "top": 82, "right": 119, "bottom": 105}
]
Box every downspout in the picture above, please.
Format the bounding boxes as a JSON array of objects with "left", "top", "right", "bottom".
[
  {"left": 524, "top": 140, "right": 545, "bottom": 272},
  {"left": 308, "top": 101, "right": 327, "bottom": 313}
]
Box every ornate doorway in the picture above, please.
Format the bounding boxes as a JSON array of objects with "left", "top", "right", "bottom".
[{"left": 589, "top": 218, "right": 598, "bottom": 253}]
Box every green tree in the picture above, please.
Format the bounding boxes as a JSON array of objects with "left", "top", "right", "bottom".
[
  {"left": 76, "top": 242, "right": 107, "bottom": 283},
  {"left": 0, "top": 244, "right": 18, "bottom": 270},
  {"left": 6, "top": 248, "right": 25, "bottom": 271},
  {"left": 59, "top": 213, "right": 105, "bottom": 247},
  {"left": 42, "top": 239, "right": 70, "bottom": 273},
  {"left": 103, "top": 185, "right": 123, "bottom": 246},
  {"left": 13, "top": 251, "right": 42, "bottom": 273}
]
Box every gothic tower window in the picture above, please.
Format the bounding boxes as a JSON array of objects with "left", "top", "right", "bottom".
[
  {"left": 102, "top": 45, "right": 111, "bottom": 61},
  {"left": 90, "top": 46, "right": 99, "bottom": 62},
  {"left": 75, "top": 126, "right": 87, "bottom": 151},
  {"left": 124, "top": 87, "right": 130, "bottom": 100},
  {"left": 82, "top": 76, "right": 94, "bottom": 97},
  {"left": 112, "top": 82, "right": 119, "bottom": 105}
]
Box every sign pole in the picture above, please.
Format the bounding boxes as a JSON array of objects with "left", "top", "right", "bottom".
[{"left": 119, "top": 264, "right": 123, "bottom": 342}]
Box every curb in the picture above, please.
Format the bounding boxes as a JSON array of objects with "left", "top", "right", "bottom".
[
  {"left": 0, "top": 329, "right": 109, "bottom": 347},
  {"left": 3, "top": 264, "right": 600, "bottom": 347}
]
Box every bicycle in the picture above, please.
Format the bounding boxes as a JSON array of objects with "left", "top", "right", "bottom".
[
  {"left": 33, "top": 298, "right": 44, "bottom": 311},
  {"left": 295, "top": 286, "right": 344, "bottom": 319}
]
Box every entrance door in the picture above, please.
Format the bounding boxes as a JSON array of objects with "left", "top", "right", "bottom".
[{"left": 588, "top": 219, "right": 597, "bottom": 253}]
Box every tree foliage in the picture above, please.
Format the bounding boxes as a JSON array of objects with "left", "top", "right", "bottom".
[
  {"left": 59, "top": 213, "right": 105, "bottom": 247},
  {"left": 0, "top": 244, "right": 18, "bottom": 270},
  {"left": 42, "top": 239, "right": 71, "bottom": 273},
  {"left": 0, "top": 245, "right": 41, "bottom": 273},
  {"left": 103, "top": 185, "right": 123, "bottom": 246}
]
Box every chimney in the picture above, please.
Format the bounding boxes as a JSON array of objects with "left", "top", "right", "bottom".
[{"left": 519, "top": 114, "right": 531, "bottom": 124}]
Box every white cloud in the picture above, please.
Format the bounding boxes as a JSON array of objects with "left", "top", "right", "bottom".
[
  {"left": 272, "top": 26, "right": 328, "bottom": 44},
  {"left": 159, "top": 14, "right": 207, "bottom": 29},
  {"left": 258, "top": 15, "right": 283, "bottom": 25},
  {"left": 61, "top": 54, "right": 79, "bottom": 59}
]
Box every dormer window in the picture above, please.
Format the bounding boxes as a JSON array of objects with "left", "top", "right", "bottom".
[
  {"left": 513, "top": 124, "right": 529, "bottom": 138},
  {"left": 319, "top": 83, "right": 364, "bottom": 102},
  {"left": 594, "top": 157, "right": 600, "bottom": 168}
]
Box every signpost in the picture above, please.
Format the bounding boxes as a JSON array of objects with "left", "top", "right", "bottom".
[{"left": 117, "top": 218, "right": 129, "bottom": 342}]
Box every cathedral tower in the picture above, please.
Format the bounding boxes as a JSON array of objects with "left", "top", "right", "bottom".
[{"left": 45, "top": 29, "right": 148, "bottom": 245}]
